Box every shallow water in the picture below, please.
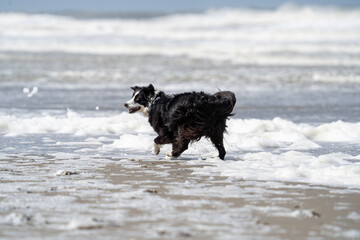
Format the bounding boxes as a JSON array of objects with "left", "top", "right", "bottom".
[{"left": 1, "top": 5, "right": 360, "bottom": 239}]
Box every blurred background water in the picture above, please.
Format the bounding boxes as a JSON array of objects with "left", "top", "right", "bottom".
[{"left": 1, "top": 1, "right": 360, "bottom": 123}]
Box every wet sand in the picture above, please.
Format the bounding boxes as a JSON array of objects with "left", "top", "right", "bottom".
[{"left": 1, "top": 156, "right": 360, "bottom": 240}]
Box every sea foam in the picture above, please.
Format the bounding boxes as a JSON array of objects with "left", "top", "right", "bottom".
[
  {"left": 1, "top": 111, "right": 360, "bottom": 146},
  {"left": 2, "top": 109, "right": 359, "bottom": 187},
  {"left": 1, "top": 5, "right": 360, "bottom": 68},
  {"left": 190, "top": 151, "right": 360, "bottom": 188}
]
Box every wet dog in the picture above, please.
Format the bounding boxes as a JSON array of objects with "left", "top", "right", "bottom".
[{"left": 124, "top": 84, "right": 236, "bottom": 160}]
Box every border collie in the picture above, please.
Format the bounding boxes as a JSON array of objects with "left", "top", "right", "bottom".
[{"left": 124, "top": 84, "right": 236, "bottom": 160}]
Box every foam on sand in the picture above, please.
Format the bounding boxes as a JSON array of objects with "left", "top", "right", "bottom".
[
  {"left": 1, "top": 110, "right": 360, "bottom": 188},
  {"left": 190, "top": 151, "right": 360, "bottom": 188}
]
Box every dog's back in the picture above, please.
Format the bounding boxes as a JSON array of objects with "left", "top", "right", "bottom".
[{"left": 168, "top": 91, "right": 236, "bottom": 141}]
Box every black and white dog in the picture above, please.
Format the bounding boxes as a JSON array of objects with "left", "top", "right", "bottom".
[{"left": 124, "top": 84, "right": 236, "bottom": 160}]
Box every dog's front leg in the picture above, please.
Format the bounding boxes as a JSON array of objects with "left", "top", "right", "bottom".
[
  {"left": 153, "top": 135, "right": 172, "bottom": 155},
  {"left": 154, "top": 143, "right": 161, "bottom": 155},
  {"left": 153, "top": 136, "right": 163, "bottom": 155}
]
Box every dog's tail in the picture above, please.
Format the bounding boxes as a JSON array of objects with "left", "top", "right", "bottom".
[{"left": 211, "top": 91, "right": 236, "bottom": 118}]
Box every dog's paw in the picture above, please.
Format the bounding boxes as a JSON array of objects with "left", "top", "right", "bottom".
[
  {"left": 165, "top": 151, "right": 173, "bottom": 159},
  {"left": 153, "top": 144, "right": 161, "bottom": 155},
  {"left": 165, "top": 151, "right": 180, "bottom": 159}
]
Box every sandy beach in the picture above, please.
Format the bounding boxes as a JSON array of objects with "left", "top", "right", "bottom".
[{"left": 1, "top": 154, "right": 360, "bottom": 239}]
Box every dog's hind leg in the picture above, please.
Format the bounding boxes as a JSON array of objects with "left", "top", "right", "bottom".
[
  {"left": 166, "top": 137, "right": 190, "bottom": 158},
  {"left": 210, "top": 134, "right": 226, "bottom": 160}
]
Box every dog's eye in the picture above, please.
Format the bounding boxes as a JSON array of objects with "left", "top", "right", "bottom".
[{"left": 135, "top": 97, "right": 140, "bottom": 102}]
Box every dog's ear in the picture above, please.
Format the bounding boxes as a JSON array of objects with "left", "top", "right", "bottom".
[
  {"left": 131, "top": 86, "right": 140, "bottom": 92},
  {"left": 144, "top": 84, "right": 155, "bottom": 94},
  {"left": 147, "top": 84, "right": 154, "bottom": 92}
]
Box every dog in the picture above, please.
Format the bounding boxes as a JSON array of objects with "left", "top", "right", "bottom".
[{"left": 124, "top": 84, "right": 236, "bottom": 160}]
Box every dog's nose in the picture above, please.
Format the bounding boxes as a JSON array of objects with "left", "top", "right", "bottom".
[{"left": 124, "top": 103, "right": 128, "bottom": 108}]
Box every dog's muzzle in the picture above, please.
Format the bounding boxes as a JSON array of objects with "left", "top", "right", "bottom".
[{"left": 124, "top": 103, "right": 141, "bottom": 114}]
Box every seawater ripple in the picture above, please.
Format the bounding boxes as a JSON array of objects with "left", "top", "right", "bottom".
[{"left": 1, "top": 5, "right": 360, "bottom": 66}]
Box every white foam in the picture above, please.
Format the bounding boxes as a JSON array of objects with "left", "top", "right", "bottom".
[
  {"left": 1, "top": 6, "right": 360, "bottom": 68},
  {"left": 67, "top": 218, "right": 118, "bottom": 230},
  {"left": 313, "top": 73, "right": 360, "bottom": 83},
  {"left": 105, "top": 133, "right": 154, "bottom": 151},
  {"left": 23, "top": 87, "right": 38, "bottom": 98},
  {"left": 347, "top": 212, "right": 360, "bottom": 221},
  {"left": 303, "top": 121, "right": 360, "bottom": 142},
  {"left": 1, "top": 111, "right": 360, "bottom": 148},
  {"left": 1, "top": 110, "right": 360, "bottom": 187},
  {"left": 342, "top": 230, "right": 360, "bottom": 239},
  {"left": 0, "top": 110, "right": 152, "bottom": 137},
  {"left": 225, "top": 118, "right": 319, "bottom": 151},
  {"left": 227, "top": 118, "right": 360, "bottom": 151},
  {"left": 191, "top": 151, "right": 360, "bottom": 188}
]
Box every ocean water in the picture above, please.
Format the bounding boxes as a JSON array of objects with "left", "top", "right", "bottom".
[{"left": 1, "top": 4, "right": 360, "bottom": 239}]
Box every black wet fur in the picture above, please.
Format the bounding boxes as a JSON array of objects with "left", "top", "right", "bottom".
[{"left": 127, "top": 84, "right": 236, "bottom": 160}]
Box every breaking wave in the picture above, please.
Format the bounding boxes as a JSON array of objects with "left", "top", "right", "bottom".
[{"left": 1, "top": 4, "right": 360, "bottom": 67}]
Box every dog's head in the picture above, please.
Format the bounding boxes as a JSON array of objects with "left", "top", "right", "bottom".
[{"left": 124, "top": 84, "right": 155, "bottom": 116}]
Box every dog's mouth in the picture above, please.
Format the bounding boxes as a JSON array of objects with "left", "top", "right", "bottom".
[{"left": 128, "top": 106, "right": 141, "bottom": 114}]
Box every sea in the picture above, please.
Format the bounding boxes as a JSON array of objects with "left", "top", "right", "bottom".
[{"left": 0, "top": 4, "right": 360, "bottom": 239}]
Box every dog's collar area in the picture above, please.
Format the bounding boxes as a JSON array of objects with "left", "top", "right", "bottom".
[
  {"left": 150, "top": 92, "right": 175, "bottom": 117},
  {"left": 165, "top": 94, "right": 174, "bottom": 110},
  {"left": 149, "top": 92, "right": 161, "bottom": 114},
  {"left": 151, "top": 94, "right": 161, "bottom": 105}
]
